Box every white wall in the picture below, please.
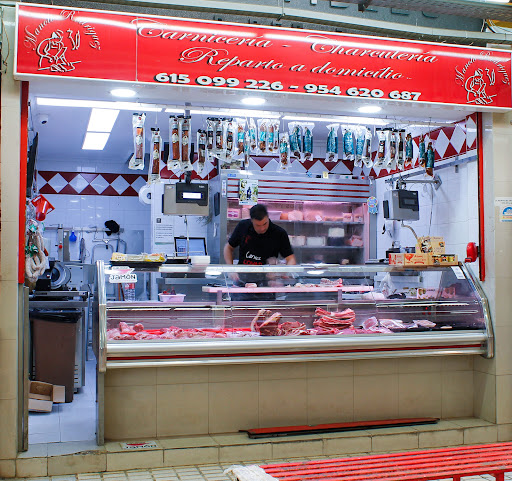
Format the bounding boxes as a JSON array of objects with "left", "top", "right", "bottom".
[
  {"left": 36, "top": 156, "right": 151, "bottom": 263},
  {"left": 375, "top": 160, "right": 480, "bottom": 264}
]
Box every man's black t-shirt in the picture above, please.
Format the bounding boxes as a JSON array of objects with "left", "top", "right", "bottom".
[{"left": 228, "top": 219, "right": 293, "bottom": 265}]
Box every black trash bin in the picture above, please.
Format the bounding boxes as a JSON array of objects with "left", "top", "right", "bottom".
[{"left": 30, "top": 309, "right": 81, "bottom": 403}]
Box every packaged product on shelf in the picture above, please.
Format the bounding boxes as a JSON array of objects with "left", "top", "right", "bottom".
[
  {"left": 272, "top": 120, "right": 280, "bottom": 152},
  {"left": 249, "top": 118, "right": 257, "bottom": 152},
  {"left": 343, "top": 125, "right": 355, "bottom": 161},
  {"left": 243, "top": 130, "right": 251, "bottom": 169},
  {"left": 278, "top": 133, "right": 291, "bottom": 171},
  {"left": 257, "top": 118, "right": 268, "bottom": 154},
  {"left": 226, "top": 118, "right": 235, "bottom": 160},
  {"left": 326, "top": 124, "right": 339, "bottom": 162},
  {"left": 149, "top": 128, "right": 162, "bottom": 183},
  {"left": 235, "top": 118, "right": 246, "bottom": 156},
  {"left": 405, "top": 132, "right": 413, "bottom": 167},
  {"left": 206, "top": 117, "right": 214, "bottom": 151},
  {"left": 215, "top": 118, "right": 223, "bottom": 153},
  {"left": 388, "top": 130, "right": 397, "bottom": 169},
  {"left": 268, "top": 121, "right": 275, "bottom": 154},
  {"left": 170, "top": 115, "right": 181, "bottom": 165},
  {"left": 302, "top": 122, "right": 314, "bottom": 162},
  {"left": 197, "top": 129, "right": 207, "bottom": 174},
  {"left": 130, "top": 113, "right": 146, "bottom": 170},
  {"left": 397, "top": 129, "right": 406, "bottom": 170},
  {"left": 354, "top": 126, "right": 365, "bottom": 167},
  {"left": 426, "top": 141, "right": 435, "bottom": 176},
  {"left": 180, "top": 116, "right": 193, "bottom": 171},
  {"left": 374, "top": 128, "right": 386, "bottom": 168},
  {"left": 418, "top": 134, "right": 427, "bottom": 167},
  {"left": 289, "top": 122, "right": 302, "bottom": 159},
  {"left": 362, "top": 127, "right": 373, "bottom": 168}
]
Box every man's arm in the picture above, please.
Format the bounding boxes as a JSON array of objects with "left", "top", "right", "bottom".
[
  {"left": 223, "top": 243, "right": 235, "bottom": 264},
  {"left": 285, "top": 254, "right": 297, "bottom": 265}
]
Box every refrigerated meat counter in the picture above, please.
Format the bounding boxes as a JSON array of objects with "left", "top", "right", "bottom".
[{"left": 95, "top": 262, "right": 492, "bottom": 369}]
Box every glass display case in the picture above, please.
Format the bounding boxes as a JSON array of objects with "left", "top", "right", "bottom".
[
  {"left": 96, "top": 262, "right": 492, "bottom": 371},
  {"left": 206, "top": 171, "right": 376, "bottom": 264}
]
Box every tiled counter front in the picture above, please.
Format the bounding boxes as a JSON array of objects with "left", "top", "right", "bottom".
[{"left": 104, "top": 357, "right": 475, "bottom": 440}]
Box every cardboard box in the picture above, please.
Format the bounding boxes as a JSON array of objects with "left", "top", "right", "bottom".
[
  {"left": 389, "top": 252, "right": 458, "bottom": 267},
  {"left": 389, "top": 253, "right": 430, "bottom": 266},
  {"left": 28, "top": 381, "right": 65, "bottom": 412},
  {"left": 416, "top": 236, "right": 446, "bottom": 255}
]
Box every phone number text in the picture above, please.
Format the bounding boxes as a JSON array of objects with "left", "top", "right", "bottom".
[{"left": 154, "top": 73, "right": 422, "bottom": 101}]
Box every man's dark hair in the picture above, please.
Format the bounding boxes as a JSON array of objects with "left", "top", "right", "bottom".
[{"left": 250, "top": 204, "right": 268, "bottom": 221}]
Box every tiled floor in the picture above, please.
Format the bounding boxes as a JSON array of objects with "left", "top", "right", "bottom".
[
  {"left": 29, "top": 359, "right": 97, "bottom": 444},
  {"left": 8, "top": 462, "right": 512, "bottom": 481}
]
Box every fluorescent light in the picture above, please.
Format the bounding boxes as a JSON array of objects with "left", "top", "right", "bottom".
[
  {"left": 110, "top": 88, "right": 137, "bottom": 98},
  {"left": 82, "top": 132, "right": 110, "bottom": 150},
  {"left": 189, "top": 108, "right": 280, "bottom": 118},
  {"left": 164, "top": 108, "right": 186, "bottom": 114},
  {"left": 87, "top": 108, "right": 119, "bottom": 133},
  {"left": 282, "top": 115, "right": 388, "bottom": 125},
  {"left": 36, "top": 97, "right": 162, "bottom": 112},
  {"left": 358, "top": 106, "right": 382, "bottom": 114},
  {"left": 307, "top": 270, "right": 325, "bottom": 275},
  {"left": 241, "top": 97, "right": 266, "bottom": 106}
]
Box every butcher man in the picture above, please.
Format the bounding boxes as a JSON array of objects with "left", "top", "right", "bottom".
[{"left": 223, "top": 203, "right": 297, "bottom": 267}]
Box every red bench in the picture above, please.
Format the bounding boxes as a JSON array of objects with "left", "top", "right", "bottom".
[{"left": 260, "top": 442, "right": 512, "bottom": 481}]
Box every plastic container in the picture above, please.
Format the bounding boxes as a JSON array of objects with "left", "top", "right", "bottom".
[
  {"left": 267, "top": 210, "right": 282, "bottom": 221},
  {"left": 159, "top": 293, "right": 186, "bottom": 302}
]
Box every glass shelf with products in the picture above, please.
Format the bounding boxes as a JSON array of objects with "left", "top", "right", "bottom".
[{"left": 225, "top": 199, "right": 368, "bottom": 265}]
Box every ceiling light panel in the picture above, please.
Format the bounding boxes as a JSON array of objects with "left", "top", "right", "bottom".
[
  {"left": 82, "top": 132, "right": 110, "bottom": 150},
  {"left": 281, "top": 115, "right": 389, "bottom": 125},
  {"left": 36, "top": 97, "right": 162, "bottom": 112},
  {"left": 110, "top": 88, "right": 137, "bottom": 98},
  {"left": 87, "top": 108, "right": 120, "bottom": 132},
  {"left": 189, "top": 109, "right": 280, "bottom": 118}
]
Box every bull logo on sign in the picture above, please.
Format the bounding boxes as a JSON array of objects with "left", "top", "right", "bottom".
[{"left": 36, "top": 29, "right": 81, "bottom": 72}]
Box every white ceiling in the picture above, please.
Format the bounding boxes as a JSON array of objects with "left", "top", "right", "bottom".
[{"left": 28, "top": 77, "right": 491, "bottom": 163}]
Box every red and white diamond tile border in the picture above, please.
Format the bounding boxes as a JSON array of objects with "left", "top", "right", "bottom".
[{"left": 36, "top": 114, "right": 476, "bottom": 197}]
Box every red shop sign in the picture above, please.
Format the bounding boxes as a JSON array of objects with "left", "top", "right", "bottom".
[{"left": 15, "top": 3, "right": 512, "bottom": 108}]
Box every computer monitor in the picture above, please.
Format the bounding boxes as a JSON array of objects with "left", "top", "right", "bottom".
[{"left": 174, "top": 237, "right": 207, "bottom": 257}]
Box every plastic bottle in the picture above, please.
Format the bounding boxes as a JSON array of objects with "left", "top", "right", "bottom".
[{"left": 124, "top": 283, "right": 136, "bottom": 302}]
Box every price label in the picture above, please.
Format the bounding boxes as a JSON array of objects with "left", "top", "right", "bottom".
[
  {"left": 451, "top": 266, "right": 466, "bottom": 280},
  {"left": 109, "top": 273, "right": 138, "bottom": 283}
]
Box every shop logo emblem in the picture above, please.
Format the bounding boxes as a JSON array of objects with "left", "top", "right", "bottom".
[
  {"left": 24, "top": 10, "right": 101, "bottom": 73},
  {"left": 455, "top": 52, "right": 510, "bottom": 105}
]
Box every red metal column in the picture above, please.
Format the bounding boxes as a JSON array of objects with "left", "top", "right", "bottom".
[
  {"left": 18, "top": 81, "right": 29, "bottom": 284},
  {"left": 476, "top": 112, "right": 485, "bottom": 282}
]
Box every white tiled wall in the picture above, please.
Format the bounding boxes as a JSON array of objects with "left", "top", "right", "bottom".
[
  {"left": 375, "top": 160, "right": 479, "bottom": 264},
  {"left": 36, "top": 159, "right": 151, "bottom": 262}
]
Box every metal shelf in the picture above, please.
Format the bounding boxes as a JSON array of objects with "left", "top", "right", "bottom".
[
  {"left": 227, "top": 218, "right": 364, "bottom": 226},
  {"left": 294, "top": 245, "right": 363, "bottom": 249}
]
